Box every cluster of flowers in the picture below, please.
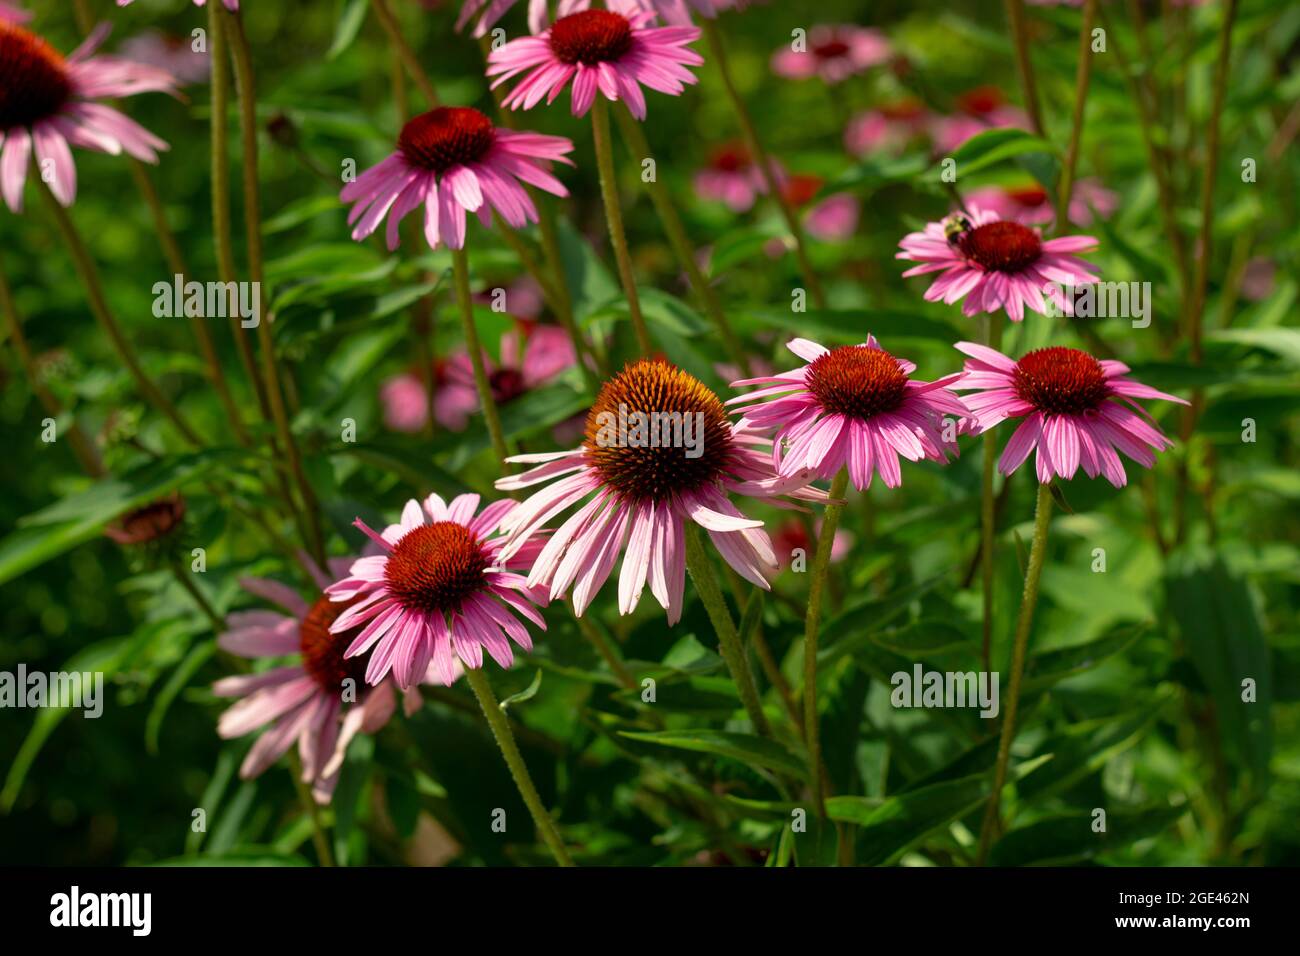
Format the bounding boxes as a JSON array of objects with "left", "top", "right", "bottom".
[{"left": 2, "top": 0, "right": 1186, "bottom": 802}]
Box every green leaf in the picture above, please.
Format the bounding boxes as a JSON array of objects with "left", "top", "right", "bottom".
[
  {"left": 1021, "top": 623, "right": 1147, "bottom": 694},
  {"left": 618, "top": 730, "right": 806, "bottom": 776},
  {"left": 146, "top": 640, "right": 216, "bottom": 755},
  {"left": 499, "top": 670, "right": 543, "bottom": 712},
  {"left": 0, "top": 449, "right": 237, "bottom": 586},
  {"left": 748, "top": 307, "right": 960, "bottom": 345},
  {"left": 989, "top": 805, "right": 1185, "bottom": 866},
  {"left": 1207, "top": 327, "right": 1300, "bottom": 366},
  {"left": 932, "top": 128, "right": 1057, "bottom": 180},
  {"left": 1166, "top": 549, "right": 1272, "bottom": 783},
  {"left": 827, "top": 774, "right": 987, "bottom": 866},
  {"left": 327, "top": 0, "right": 369, "bottom": 59}
]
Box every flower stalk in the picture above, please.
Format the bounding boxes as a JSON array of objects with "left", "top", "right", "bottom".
[
  {"left": 464, "top": 666, "right": 575, "bottom": 866},
  {"left": 975, "top": 481, "right": 1053, "bottom": 865},
  {"left": 803, "top": 471, "right": 848, "bottom": 818},
  {"left": 590, "top": 97, "right": 653, "bottom": 354},
  {"left": 451, "top": 246, "right": 512, "bottom": 467}
]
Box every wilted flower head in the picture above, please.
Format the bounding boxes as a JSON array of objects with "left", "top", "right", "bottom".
[
  {"left": 951, "top": 342, "right": 1188, "bottom": 486},
  {"left": 0, "top": 22, "right": 177, "bottom": 212},
  {"left": 104, "top": 494, "right": 187, "bottom": 546},
  {"left": 213, "top": 560, "right": 446, "bottom": 804},
  {"left": 340, "top": 106, "right": 573, "bottom": 251}
]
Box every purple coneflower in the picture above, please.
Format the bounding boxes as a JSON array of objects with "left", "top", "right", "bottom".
[
  {"left": 326, "top": 494, "right": 550, "bottom": 690},
  {"left": 729, "top": 337, "right": 969, "bottom": 490},
  {"left": 340, "top": 106, "right": 573, "bottom": 251},
  {"left": 951, "top": 342, "right": 1188, "bottom": 486},
  {"left": 495, "top": 358, "right": 826, "bottom": 624}
]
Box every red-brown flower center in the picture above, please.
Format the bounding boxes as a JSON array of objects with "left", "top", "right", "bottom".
[
  {"left": 398, "top": 107, "right": 495, "bottom": 174},
  {"left": 957, "top": 220, "right": 1042, "bottom": 273},
  {"left": 813, "top": 39, "right": 851, "bottom": 60},
  {"left": 490, "top": 367, "right": 526, "bottom": 403},
  {"left": 1006, "top": 185, "right": 1048, "bottom": 208},
  {"left": 383, "top": 521, "right": 490, "bottom": 614},
  {"left": 709, "top": 142, "right": 751, "bottom": 173},
  {"left": 957, "top": 85, "right": 1003, "bottom": 116},
  {"left": 1012, "top": 346, "right": 1110, "bottom": 416},
  {"left": 781, "top": 173, "right": 824, "bottom": 209},
  {"left": 105, "top": 495, "right": 186, "bottom": 546},
  {"left": 806, "top": 345, "right": 909, "bottom": 420},
  {"left": 549, "top": 10, "right": 633, "bottom": 65},
  {"left": 880, "top": 97, "right": 924, "bottom": 121},
  {"left": 583, "top": 358, "right": 735, "bottom": 503},
  {"left": 299, "top": 595, "right": 370, "bottom": 693},
  {"left": 0, "top": 24, "right": 72, "bottom": 132}
]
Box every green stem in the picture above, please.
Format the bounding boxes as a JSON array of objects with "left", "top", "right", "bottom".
[
  {"left": 226, "top": 9, "right": 328, "bottom": 569},
  {"left": 590, "top": 97, "right": 653, "bottom": 354},
  {"left": 451, "top": 246, "right": 511, "bottom": 466},
  {"left": 980, "top": 313, "right": 1003, "bottom": 673},
  {"left": 463, "top": 667, "right": 575, "bottom": 866},
  {"left": 1054, "top": 0, "right": 1098, "bottom": 235},
  {"left": 612, "top": 104, "right": 751, "bottom": 376},
  {"left": 286, "top": 751, "right": 336, "bottom": 866},
  {"left": 803, "top": 471, "right": 847, "bottom": 817},
  {"left": 1003, "top": 0, "right": 1045, "bottom": 135},
  {"left": 683, "top": 524, "right": 771, "bottom": 737},
  {"left": 0, "top": 255, "right": 106, "bottom": 477},
  {"left": 1098, "top": 3, "right": 1189, "bottom": 302},
  {"left": 575, "top": 613, "right": 637, "bottom": 690},
  {"left": 975, "top": 482, "right": 1053, "bottom": 866},
  {"left": 209, "top": 3, "right": 269, "bottom": 419},
  {"left": 370, "top": 0, "right": 441, "bottom": 108},
  {"left": 701, "top": 19, "right": 825, "bottom": 309},
  {"left": 169, "top": 562, "right": 223, "bottom": 633},
  {"left": 38, "top": 183, "right": 202, "bottom": 447}
]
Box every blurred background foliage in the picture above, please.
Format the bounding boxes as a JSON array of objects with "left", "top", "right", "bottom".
[{"left": 1, "top": 0, "right": 1297, "bottom": 865}]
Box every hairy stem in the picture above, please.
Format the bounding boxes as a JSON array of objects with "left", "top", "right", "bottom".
[
  {"left": 975, "top": 482, "right": 1053, "bottom": 865},
  {"left": 701, "top": 19, "right": 826, "bottom": 309},
  {"left": 591, "top": 97, "right": 653, "bottom": 354},
  {"left": 803, "top": 471, "right": 847, "bottom": 817},
  {"left": 684, "top": 525, "right": 771, "bottom": 737},
  {"left": 464, "top": 666, "right": 575, "bottom": 866},
  {"left": 451, "top": 246, "right": 511, "bottom": 467}
]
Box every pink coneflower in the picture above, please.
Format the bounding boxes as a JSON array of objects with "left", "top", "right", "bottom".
[
  {"left": 117, "top": 0, "right": 240, "bottom": 9},
  {"left": 765, "top": 174, "right": 858, "bottom": 247},
  {"left": 325, "top": 494, "right": 550, "bottom": 690},
  {"left": 965, "top": 178, "right": 1117, "bottom": 228},
  {"left": 951, "top": 342, "right": 1188, "bottom": 486},
  {"left": 487, "top": 9, "right": 702, "bottom": 120},
  {"left": 771, "top": 25, "right": 890, "bottom": 85},
  {"left": 896, "top": 205, "right": 1099, "bottom": 321},
  {"left": 693, "top": 140, "right": 767, "bottom": 212},
  {"left": 0, "top": 22, "right": 176, "bottom": 212},
  {"left": 340, "top": 106, "right": 573, "bottom": 251},
  {"left": 212, "top": 560, "right": 448, "bottom": 803},
  {"left": 771, "top": 517, "right": 851, "bottom": 569},
  {"left": 457, "top": 0, "right": 551, "bottom": 36},
  {"left": 494, "top": 358, "right": 826, "bottom": 624},
  {"left": 931, "top": 86, "right": 1030, "bottom": 153},
  {"left": 845, "top": 99, "right": 929, "bottom": 156},
  {"left": 0, "top": 3, "right": 29, "bottom": 24},
  {"left": 119, "top": 31, "right": 209, "bottom": 86},
  {"left": 381, "top": 320, "right": 576, "bottom": 433},
  {"left": 728, "top": 337, "right": 968, "bottom": 490}
]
